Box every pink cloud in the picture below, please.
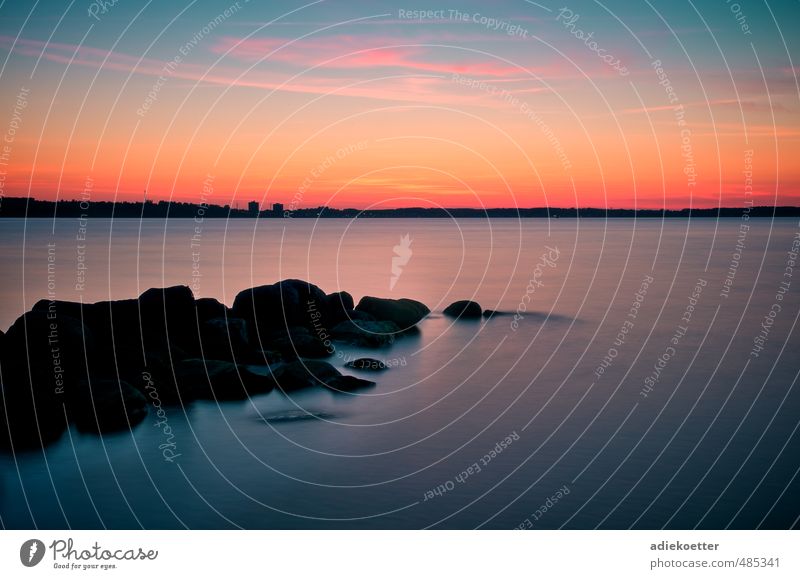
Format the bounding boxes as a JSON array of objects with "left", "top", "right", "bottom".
[
  {"left": 1, "top": 35, "right": 532, "bottom": 106},
  {"left": 210, "top": 34, "right": 524, "bottom": 77}
]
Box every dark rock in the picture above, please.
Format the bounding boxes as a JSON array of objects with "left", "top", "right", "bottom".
[
  {"left": 30, "top": 294, "right": 187, "bottom": 374},
  {"left": 354, "top": 296, "right": 429, "bottom": 329},
  {"left": 0, "top": 394, "right": 66, "bottom": 450},
  {"left": 261, "top": 410, "right": 334, "bottom": 423},
  {"left": 0, "top": 309, "right": 97, "bottom": 449},
  {"left": 444, "top": 300, "right": 483, "bottom": 319},
  {"left": 195, "top": 298, "right": 230, "bottom": 322},
  {"left": 139, "top": 285, "right": 195, "bottom": 313},
  {"left": 2, "top": 309, "right": 97, "bottom": 391},
  {"left": 326, "top": 374, "right": 376, "bottom": 392},
  {"left": 328, "top": 291, "right": 354, "bottom": 310},
  {"left": 348, "top": 309, "right": 375, "bottom": 322},
  {"left": 264, "top": 326, "right": 332, "bottom": 358},
  {"left": 270, "top": 359, "right": 375, "bottom": 393},
  {"left": 2, "top": 281, "right": 415, "bottom": 448},
  {"left": 330, "top": 320, "right": 400, "bottom": 347},
  {"left": 245, "top": 349, "right": 286, "bottom": 366},
  {"left": 325, "top": 291, "right": 355, "bottom": 325},
  {"left": 130, "top": 353, "right": 190, "bottom": 405},
  {"left": 68, "top": 379, "right": 148, "bottom": 434},
  {"left": 31, "top": 298, "right": 91, "bottom": 322},
  {"left": 0, "top": 349, "right": 68, "bottom": 449},
  {"left": 30, "top": 287, "right": 203, "bottom": 372},
  {"left": 138, "top": 286, "right": 201, "bottom": 355},
  {"left": 200, "top": 317, "right": 250, "bottom": 361},
  {"left": 84, "top": 298, "right": 141, "bottom": 354},
  {"left": 270, "top": 359, "right": 341, "bottom": 391},
  {"left": 173, "top": 358, "right": 274, "bottom": 401},
  {"left": 232, "top": 279, "right": 329, "bottom": 337},
  {"left": 345, "top": 358, "right": 389, "bottom": 371}
]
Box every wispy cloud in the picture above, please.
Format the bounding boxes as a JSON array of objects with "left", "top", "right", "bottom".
[
  {"left": 210, "top": 34, "right": 524, "bottom": 77},
  {"left": 618, "top": 98, "right": 784, "bottom": 115},
  {"left": 0, "top": 34, "right": 506, "bottom": 104}
]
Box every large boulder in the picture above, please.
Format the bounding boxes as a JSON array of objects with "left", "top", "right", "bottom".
[
  {"left": 199, "top": 317, "right": 250, "bottom": 362},
  {"left": 232, "top": 279, "right": 329, "bottom": 339},
  {"left": 330, "top": 320, "right": 400, "bottom": 347},
  {"left": 0, "top": 309, "right": 95, "bottom": 449},
  {"left": 30, "top": 290, "right": 199, "bottom": 373},
  {"left": 443, "top": 300, "right": 483, "bottom": 319},
  {"left": 2, "top": 309, "right": 97, "bottom": 395},
  {"left": 36, "top": 298, "right": 154, "bottom": 380},
  {"left": 85, "top": 293, "right": 198, "bottom": 391},
  {"left": 138, "top": 286, "right": 200, "bottom": 355},
  {"left": 354, "top": 297, "right": 429, "bottom": 330},
  {"left": 82, "top": 298, "right": 141, "bottom": 355},
  {"left": 195, "top": 298, "right": 230, "bottom": 323},
  {"left": 325, "top": 291, "right": 355, "bottom": 325},
  {"left": 68, "top": 379, "right": 148, "bottom": 434},
  {"left": 30, "top": 298, "right": 90, "bottom": 322}
]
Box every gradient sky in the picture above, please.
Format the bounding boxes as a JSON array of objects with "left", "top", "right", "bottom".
[{"left": 0, "top": 0, "right": 798, "bottom": 209}]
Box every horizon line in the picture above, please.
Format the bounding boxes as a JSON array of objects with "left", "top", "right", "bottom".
[{"left": 2, "top": 196, "right": 800, "bottom": 216}]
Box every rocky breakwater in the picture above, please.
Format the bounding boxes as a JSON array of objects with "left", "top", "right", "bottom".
[{"left": 0, "top": 279, "right": 429, "bottom": 450}]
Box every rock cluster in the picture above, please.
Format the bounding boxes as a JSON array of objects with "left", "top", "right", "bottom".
[{"left": 0, "top": 280, "right": 429, "bottom": 449}]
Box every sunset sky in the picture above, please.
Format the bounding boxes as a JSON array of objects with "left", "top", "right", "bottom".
[{"left": 0, "top": 0, "right": 798, "bottom": 209}]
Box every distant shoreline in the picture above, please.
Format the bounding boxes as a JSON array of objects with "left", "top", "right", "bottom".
[{"left": 1, "top": 197, "right": 798, "bottom": 218}]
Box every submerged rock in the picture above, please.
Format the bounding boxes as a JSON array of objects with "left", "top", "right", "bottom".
[
  {"left": 270, "top": 359, "right": 375, "bottom": 392},
  {"left": 261, "top": 410, "right": 334, "bottom": 423},
  {"left": 444, "top": 300, "right": 483, "bottom": 319},
  {"left": 326, "top": 375, "right": 376, "bottom": 392}
]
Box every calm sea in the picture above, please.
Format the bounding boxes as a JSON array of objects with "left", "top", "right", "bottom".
[{"left": 1, "top": 217, "right": 798, "bottom": 529}]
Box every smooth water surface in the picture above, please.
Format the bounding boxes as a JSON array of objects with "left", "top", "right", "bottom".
[{"left": 1, "top": 217, "right": 798, "bottom": 529}]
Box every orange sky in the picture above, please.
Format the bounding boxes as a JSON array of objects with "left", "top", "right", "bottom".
[{"left": 1, "top": 1, "right": 798, "bottom": 208}]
